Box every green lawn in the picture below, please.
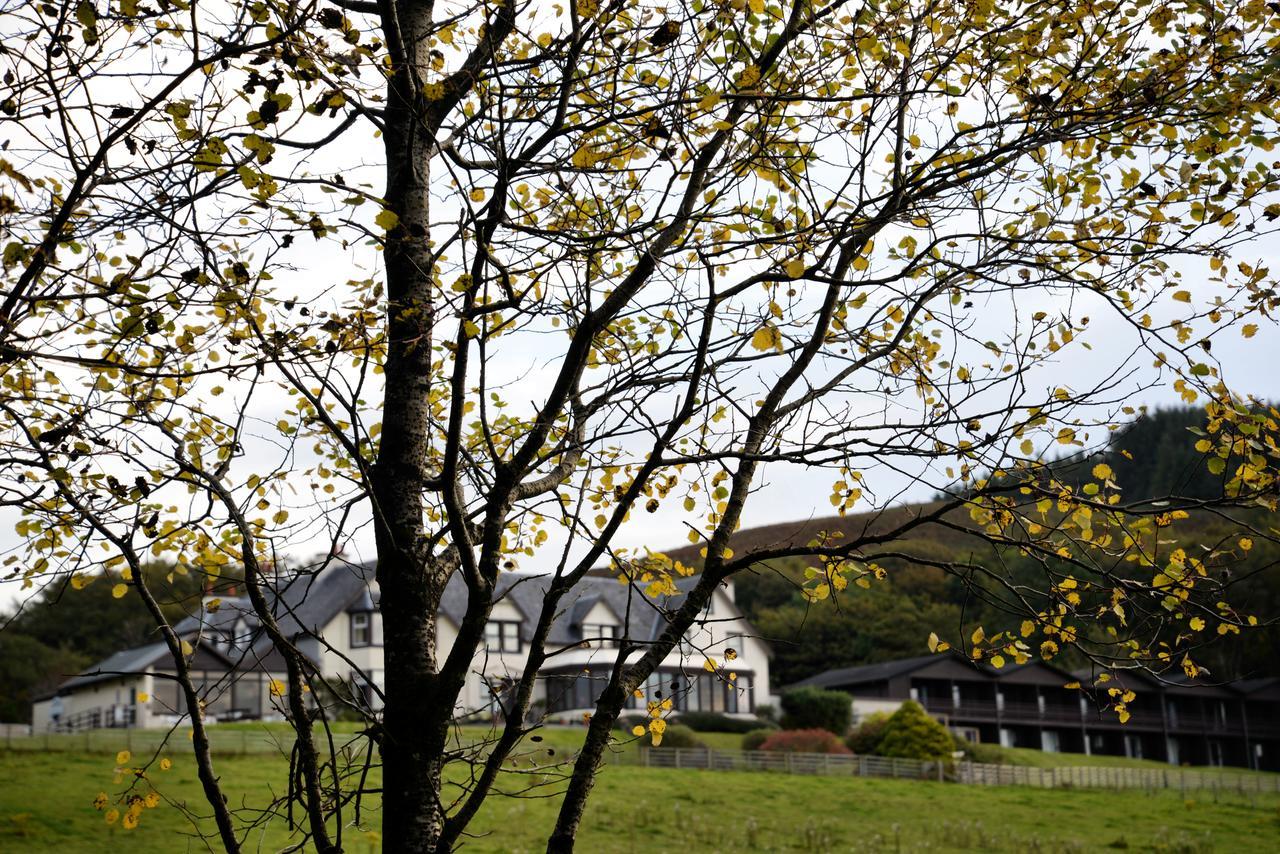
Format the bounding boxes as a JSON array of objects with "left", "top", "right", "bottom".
[{"left": 2, "top": 748, "right": 1277, "bottom": 853}]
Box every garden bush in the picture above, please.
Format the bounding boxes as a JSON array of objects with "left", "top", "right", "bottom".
[
  {"left": 779, "top": 687, "right": 852, "bottom": 734},
  {"left": 740, "top": 728, "right": 775, "bottom": 751},
  {"left": 874, "top": 700, "right": 954, "bottom": 760},
  {"left": 952, "top": 734, "right": 1005, "bottom": 764},
  {"left": 845, "top": 710, "right": 891, "bottom": 754},
  {"left": 675, "top": 710, "right": 769, "bottom": 733},
  {"left": 758, "top": 728, "right": 852, "bottom": 755}
]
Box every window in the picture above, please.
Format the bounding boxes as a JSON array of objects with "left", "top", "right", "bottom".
[
  {"left": 485, "top": 620, "right": 521, "bottom": 653},
  {"left": 351, "top": 669, "right": 383, "bottom": 711},
  {"left": 582, "top": 623, "right": 620, "bottom": 647},
  {"left": 350, "top": 612, "right": 371, "bottom": 647}
]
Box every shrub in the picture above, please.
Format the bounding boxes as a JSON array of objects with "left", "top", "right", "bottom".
[
  {"left": 758, "top": 728, "right": 852, "bottom": 754},
  {"left": 951, "top": 733, "right": 1004, "bottom": 764},
  {"left": 874, "top": 700, "right": 955, "bottom": 760},
  {"left": 741, "top": 728, "right": 775, "bottom": 751},
  {"left": 845, "top": 710, "right": 891, "bottom": 754},
  {"left": 650, "top": 723, "right": 705, "bottom": 749},
  {"left": 779, "top": 687, "right": 852, "bottom": 734},
  {"left": 675, "top": 710, "right": 766, "bottom": 733}
]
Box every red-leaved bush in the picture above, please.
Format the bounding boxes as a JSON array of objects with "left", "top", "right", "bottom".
[{"left": 757, "top": 728, "right": 852, "bottom": 755}]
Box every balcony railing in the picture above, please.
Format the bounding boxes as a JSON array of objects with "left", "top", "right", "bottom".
[{"left": 922, "top": 697, "right": 1275, "bottom": 736}]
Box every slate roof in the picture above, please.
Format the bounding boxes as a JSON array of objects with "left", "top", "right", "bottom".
[
  {"left": 51, "top": 560, "right": 759, "bottom": 697},
  {"left": 787, "top": 653, "right": 943, "bottom": 690},
  {"left": 48, "top": 638, "right": 237, "bottom": 697},
  {"left": 162, "top": 559, "right": 723, "bottom": 656}
]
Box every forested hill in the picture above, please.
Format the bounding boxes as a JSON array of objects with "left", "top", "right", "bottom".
[{"left": 664, "top": 406, "right": 1280, "bottom": 690}]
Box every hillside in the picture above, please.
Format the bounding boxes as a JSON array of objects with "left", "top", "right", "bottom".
[{"left": 656, "top": 407, "right": 1280, "bottom": 689}]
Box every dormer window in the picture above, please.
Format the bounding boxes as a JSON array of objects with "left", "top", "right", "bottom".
[
  {"left": 485, "top": 620, "right": 521, "bottom": 653},
  {"left": 582, "top": 623, "right": 620, "bottom": 647}
]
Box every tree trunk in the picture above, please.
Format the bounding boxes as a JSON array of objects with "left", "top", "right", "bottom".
[{"left": 376, "top": 1, "right": 446, "bottom": 850}]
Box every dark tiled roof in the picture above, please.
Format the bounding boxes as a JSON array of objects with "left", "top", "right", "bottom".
[
  {"left": 54, "top": 639, "right": 236, "bottom": 695},
  {"left": 56, "top": 562, "right": 748, "bottom": 695},
  {"left": 787, "top": 653, "right": 944, "bottom": 690}
]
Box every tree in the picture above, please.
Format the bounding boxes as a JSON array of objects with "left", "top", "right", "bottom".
[{"left": 2, "top": 0, "right": 1279, "bottom": 851}]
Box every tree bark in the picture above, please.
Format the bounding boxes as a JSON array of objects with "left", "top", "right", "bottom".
[{"left": 375, "top": 1, "right": 446, "bottom": 850}]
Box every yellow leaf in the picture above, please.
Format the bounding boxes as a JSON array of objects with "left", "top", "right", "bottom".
[
  {"left": 703, "top": 658, "right": 717, "bottom": 672},
  {"left": 1172, "top": 290, "right": 1191, "bottom": 303},
  {"left": 990, "top": 655, "right": 1006, "bottom": 669},
  {"left": 736, "top": 65, "right": 761, "bottom": 89},
  {"left": 374, "top": 208, "right": 399, "bottom": 231},
  {"left": 116, "top": 750, "right": 131, "bottom": 765},
  {"left": 927, "top": 631, "right": 940, "bottom": 652},
  {"left": 1242, "top": 324, "right": 1258, "bottom": 338},
  {"left": 750, "top": 325, "right": 782, "bottom": 352},
  {"left": 112, "top": 583, "right": 128, "bottom": 599},
  {"left": 785, "top": 258, "right": 805, "bottom": 278},
  {"left": 469, "top": 188, "right": 486, "bottom": 202},
  {"left": 1117, "top": 709, "right": 1131, "bottom": 724},
  {"left": 970, "top": 626, "right": 985, "bottom": 645},
  {"left": 272, "top": 509, "right": 289, "bottom": 525},
  {"left": 180, "top": 640, "right": 194, "bottom": 656}
]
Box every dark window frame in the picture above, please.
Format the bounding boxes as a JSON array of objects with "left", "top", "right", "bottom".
[
  {"left": 350, "top": 611, "right": 373, "bottom": 648},
  {"left": 581, "top": 623, "right": 620, "bottom": 647},
  {"left": 485, "top": 619, "right": 522, "bottom": 653}
]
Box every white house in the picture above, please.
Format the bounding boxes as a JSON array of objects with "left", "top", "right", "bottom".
[{"left": 31, "top": 561, "right": 772, "bottom": 731}]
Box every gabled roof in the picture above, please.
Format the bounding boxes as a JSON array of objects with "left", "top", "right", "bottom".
[
  {"left": 55, "top": 560, "right": 766, "bottom": 699},
  {"left": 787, "top": 653, "right": 944, "bottom": 690},
  {"left": 51, "top": 638, "right": 237, "bottom": 696},
  {"left": 173, "top": 596, "right": 255, "bottom": 638}
]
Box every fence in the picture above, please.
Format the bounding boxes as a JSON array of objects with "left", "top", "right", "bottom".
[
  {"left": 5, "top": 728, "right": 1278, "bottom": 796},
  {"left": 1, "top": 726, "right": 303, "bottom": 757},
  {"left": 957, "top": 760, "right": 1280, "bottom": 795},
  {"left": 632, "top": 747, "right": 947, "bottom": 780},
  {"left": 628, "top": 747, "right": 1280, "bottom": 794}
]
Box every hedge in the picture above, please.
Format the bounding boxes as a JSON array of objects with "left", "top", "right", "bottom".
[{"left": 780, "top": 686, "right": 852, "bottom": 734}]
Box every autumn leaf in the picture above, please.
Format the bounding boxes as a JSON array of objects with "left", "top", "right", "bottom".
[{"left": 751, "top": 325, "right": 782, "bottom": 352}]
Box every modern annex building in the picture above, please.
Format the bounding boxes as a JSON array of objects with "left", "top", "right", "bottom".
[
  {"left": 790, "top": 653, "right": 1280, "bottom": 771},
  {"left": 32, "top": 562, "right": 772, "bottom": 732}
]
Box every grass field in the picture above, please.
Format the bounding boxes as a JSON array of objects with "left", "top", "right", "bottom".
[{"left": 2, "top": 744, "right": 1278, "bottom": 853}]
